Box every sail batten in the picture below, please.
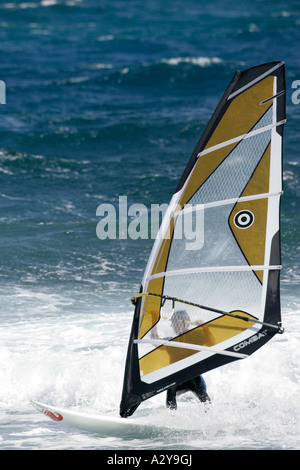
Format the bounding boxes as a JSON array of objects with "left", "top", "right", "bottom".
[
  {"left": 171, "top": 191, "right": 283, "bottom": 215},
  {"left": 227, "top": 61, "right": 284, "bottom": 100},
  {"left": 146, "top": 265, "right": 282, "bottom": 280},
  {"left": 134, "top": 339, "right": 248, "bottom": 359},
  {"left": 119, "top": 61, "right": 285, "bottom": 418},
  {"left": 197, "top": 119, "right": 286, "bottom": 158}
]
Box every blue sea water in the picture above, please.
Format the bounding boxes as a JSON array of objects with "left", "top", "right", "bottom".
[{"left": 0, "top": 0, "right": 299, "bottom": 450}]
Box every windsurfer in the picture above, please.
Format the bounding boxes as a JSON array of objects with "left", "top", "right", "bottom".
[
  {"left": 166, "top": 310, "right": 210, "bottom": 409},
  {"left": 152, "top": 309, "right": 211, "bottom": 409}
]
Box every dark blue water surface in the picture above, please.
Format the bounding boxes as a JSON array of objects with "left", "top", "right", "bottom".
[
  {"left": 0, "top": 0, "right": 299, "bottom": 309},
  {"left": 0, "top": 0, "right": 300, "bottom": 451}
]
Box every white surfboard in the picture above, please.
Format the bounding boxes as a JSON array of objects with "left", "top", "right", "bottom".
[{"left": 31, "top": 400, "right": 173, "bottom": 437}]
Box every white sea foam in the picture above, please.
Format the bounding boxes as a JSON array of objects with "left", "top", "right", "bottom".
[
  {"left": 0, "top": 293, "right": 299, "bottom": 449},
  {"left": 2, "top": 0, "right": 82, "bottom": 9},
  {"left": 161, "top": 57, "right": 223, "bottom": 67},
  {"left": 89, "top": 64, "right": 113, "bottom": 70},
  {"left": 97, "top": 35, "right": 114, "bottom": 42}
]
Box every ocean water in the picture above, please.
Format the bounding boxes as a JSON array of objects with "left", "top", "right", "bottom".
[{"left": 0, "top": 0, "right": 299, "bottom": 451}]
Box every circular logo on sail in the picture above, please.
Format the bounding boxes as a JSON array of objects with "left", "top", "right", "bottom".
[{"left": 234, "top": 210, "right": 254, "bottom": 229}]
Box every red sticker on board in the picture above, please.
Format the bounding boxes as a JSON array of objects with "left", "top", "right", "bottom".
[{"left": 43, "top": 409, "right": 63, "bottom": 421}]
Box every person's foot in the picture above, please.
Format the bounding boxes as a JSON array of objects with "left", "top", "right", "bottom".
[
  {"left": 189, "top": 377, "right": 211, "bottom": 403},
  {"left": 197, "top": 387, "right": 211, "bottom": 403},
  {"left": 166, "top": 399, "right": 177, "bottom": 410},
  {"left": 166, "top": 387, "right": 177, "bottom": 410}
]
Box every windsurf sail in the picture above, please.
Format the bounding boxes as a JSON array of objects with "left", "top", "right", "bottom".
[{"left": 120, "top": 61, "right": 286, "bottom": 417}]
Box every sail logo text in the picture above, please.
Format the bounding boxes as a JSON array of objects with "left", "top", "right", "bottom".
[
  {"left": 233, "top": 329, "right": 268, "bottom": 352},
  {"left": 96, "top": 196, "right": 204, "bottom": 250}
]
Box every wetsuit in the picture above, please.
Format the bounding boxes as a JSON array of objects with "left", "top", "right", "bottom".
[{"left": 166, "top": 376, "right": 210, "bottom": 409}]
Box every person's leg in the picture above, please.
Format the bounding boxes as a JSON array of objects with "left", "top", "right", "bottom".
[
  {"left": 188, "top": 376, "right": 211, "bottom": 403},
  {"left": 166, "top": 387, "right": 177, "bottom": 409}
]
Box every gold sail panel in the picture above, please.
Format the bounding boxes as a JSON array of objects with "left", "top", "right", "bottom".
[
  {"left": 203, "top": 76, "right": 273, "bottom": 149},
  {"left": 139, "top": 312, "right": 256, "bottom": 376},
  {"left": 229, "top": 143, "right": 271, "bottom": 282},
  {"left": 177, "top": 76, "right": 274, "bottom": 208}
]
